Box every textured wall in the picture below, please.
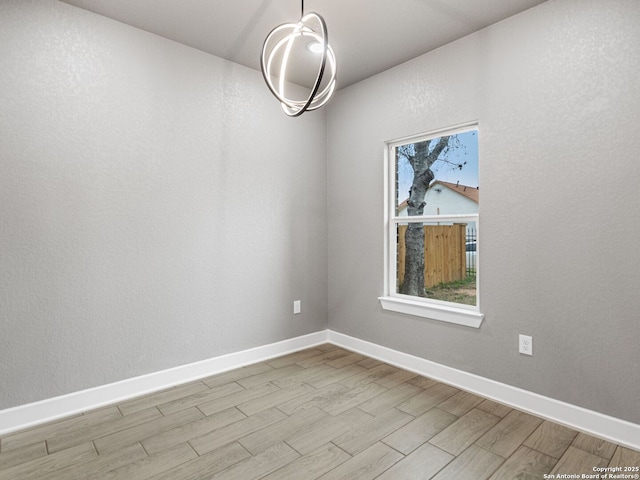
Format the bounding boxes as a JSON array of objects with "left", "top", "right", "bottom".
[
  {"left": 327, "top": 0, "right": 640, "bottom": 424},
  {"left": 0, "top": 0, "right": 327, "bottom": 409}
]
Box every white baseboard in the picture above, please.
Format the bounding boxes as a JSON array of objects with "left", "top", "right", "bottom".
[
  {"left": 327, "top": 330, "right": 640, "bottom": 452},
  {"left": 2, "top": 329, "right": 638, "bottom": 453},
  {"left": 0, "top": 331, "right": 327, "bottom": 436}
]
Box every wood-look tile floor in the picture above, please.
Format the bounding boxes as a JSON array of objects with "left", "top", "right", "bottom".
[{"left": 1, "top": 344, "right": 639, "bottom": 480}]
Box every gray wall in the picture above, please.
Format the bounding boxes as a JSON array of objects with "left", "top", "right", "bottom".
[
  {"left": 0, "top": 0, "right": 327, "bottom": 409},
  {"left": 327, "top": 0, "right": 640, "bottom": 424}
]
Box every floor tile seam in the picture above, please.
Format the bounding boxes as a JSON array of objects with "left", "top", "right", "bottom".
[
  {"left": 473, "top": 418, "right": 545, "bottom": 457},
  {"left": 521, "top": 423, "right": 578, "bottom": 461},
  {"left": 234, "top": 384, "right": 306, "bottom": 417},
  {"left": 185, "top": 439, "right": 200, "bottom": 458},
  {"left": 0, "top": 445, "right": 44, "bottom": 473},
  {"left": 331, "top": 409, "right": 415, "bottom": 457},
  {"left": 608, "top": 444, "right": 634, "bottom": 459},
  {"left": 194, "top": 404, "right": 212, "bottom": 418},
  {"left": 0, "top": 410, "right": 122, "bottom": 452},
  {"left": 323, "top": 441, "right": 357, "bottom": 478},
  {"left": 87, "top": 443, "right": 150, "bottom": 477},
  {"left": 87, "top": 406, "right": 180, "bottom": 455},
  {"left": 507, "top": 448, "right": 569, "bottom": 473},
  {"left": 334, "top": 378, "right": 388, "bottom": 393},
  {"left": 89, "top": 440, "right": 98, "bottom": 458},
  {"left": 313, "top": 392, "right": 392, "bottom": 418},
  {"left": 273, "top": 404, "right": 293, "bottom": 418},
  {"left": 476, "top": 443, "right": 511, "bottom": 480},
  {"left": 358, "top": 395, "right": 425, "bottom": 419},
  {"left": 423, "top": 455, "right": 454, "bottom": 480},
  {"left": 378, "top": 410, "right": 460, "bottom": 455},
  {"left": 353, "top": 405, "right": 385, "bottom": 419},
  {"left": 450, "top": 442, "right": 511, "bottom": 480},
  {"left": 286, "top": 407, "right": 351, "bottom": 439},
  {"left": 119, "top": 381, "right": 212, "bottom": 412},
  {"left": 379, "top": 437, "right": 411, "bottom": 459},
  {"left": 612, "top": 444, "right": 640, "bottom": 457},
  {"left": 311, "top": 373, "right": 369, "bottom": 389},
  {"left": 124, "top": 441, "right": 197, "bottom": 478},
  {"left": 200, "top": 441, "right": 257, "bottom": 476},
  {"left": 304, "top": 375, "right": 363, "bottom": 391},
  {"left": 369, "top": 440, "right": 408, "bottom": 468},
  {"left": 395, "top": 402, "right": 420, "bottom": 418},
  {"left": 425, "top": 436, "right": 496, "bottom": 461},
  {"left": 397, "top": 385, "right": 455, "bottom": 407},
  {"left": 570, "top": 442, "right": 617, "bottom": 462},
  {"left": 200, "top": 402, "right": 250, "bottom": 420},
  {"left": 185, "top": 438, "right": 199, "bottom": 458},
  {"left": 280, "top": 437, "right": 350, "bottom": 460},
  {"left": 469, "top": 440, "right": 511, "bottom": 460},
  {"left": 423, "top": 405, "right": 462, "bottom": 420},
  {"left": 427, "top": 407, "right": 501, "bottom": 451},
  {"left": 298, "top": 380, "right": 323, "bottom": 392},
  {"left": 233, "top": 439, "right": 253, "bottom": 459},
  {"left": 183, "top": 407, "right": 285, "bottom": 455},
  {"left": 45, "top": 447, "right": 107, "bottom": 480},
  {"left": 134, "top": 439, "right": 152, "bottom": 459},
  {"left": 303, "top": 441, "right": 361, "bottom": 480},
  {"left": 475, "top": 402, "right": 514, "bottom": 418},
  {"left": 157, "top": 381, "right": 251, "bottom": 415},
  {"left": 0, "top": 441, "right": 98, "bottom": 480},
  {"left": 513, "top": 442, "right": 567, "bottom": 474},
  {"left": 142, "top": 407, "right": 246, "bottom": 454},
  {"left": 326, "top": 362, "right": 383, "bottom": 381},
  {"left": 472, "top": 430, "right": 530, "bottom": 460},
  {"left": 520, "top": 440, "right": 571, "bottom": 462},
  {"left": 49, "top": 407, "right": 169, "bottom": 453},
  {"left": 621, "top": 445, "right": 640, "bottom": 455},
  {"left": 236, "top": 377, "right": 286, "bottom": 391},
  {"left": 243, "top": 387, "right": 324, "bottom": 416},
  {"left": 606, "top": 445, "right": 640, "bottom": 467},
  {"left": 378, "top": 440, "right": 449, "bottom": 480},
  {"left": 571, "top": 432, "right": 623, "bottom": 459},
  {"left": 419, "top": 451, "right": 482, "bottom": 480}
]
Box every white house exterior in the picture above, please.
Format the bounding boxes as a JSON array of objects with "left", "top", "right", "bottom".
[{"left": 398, "top": 180, "right": 478, "bottom": 217}]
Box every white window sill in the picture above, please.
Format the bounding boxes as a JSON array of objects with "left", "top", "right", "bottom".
[{"left": 378, "top": 296, "right": 484, "bottom": 328}]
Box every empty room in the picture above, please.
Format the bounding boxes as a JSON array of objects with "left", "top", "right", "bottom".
[{"left": 1, "top": 0, "right": 639, "bottom": 478}]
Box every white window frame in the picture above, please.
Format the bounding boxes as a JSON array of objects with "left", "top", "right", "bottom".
[{"left": 378, "top": 124, "right": 484, "bottom": 328}]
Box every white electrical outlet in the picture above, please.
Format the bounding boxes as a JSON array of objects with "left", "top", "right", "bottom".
[
  {"left": 293, "top": 300, "right": 301, "bottom": 314},
  {"left": 519, "top": 334, "right": 533, "bottom": 355}
]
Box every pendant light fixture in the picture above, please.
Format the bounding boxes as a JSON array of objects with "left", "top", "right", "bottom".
[{"left": 260, "top": 1, "right": 336, "bottom": 116}]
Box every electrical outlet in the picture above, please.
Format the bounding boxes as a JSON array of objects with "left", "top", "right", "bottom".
[
  {"left": 293, "top": 300, "right": 301, "bottom": 314},
  {"left": 519, "top": 334, "right": 532, "bottom": 355}
]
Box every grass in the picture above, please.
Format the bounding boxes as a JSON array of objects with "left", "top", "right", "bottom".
[{"left": 425, "top": 275, "right": 476, "bottom": 306}]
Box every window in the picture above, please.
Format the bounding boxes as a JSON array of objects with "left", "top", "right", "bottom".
[{"left": 379, "top": 124, "right": 484, "bottom": 327}]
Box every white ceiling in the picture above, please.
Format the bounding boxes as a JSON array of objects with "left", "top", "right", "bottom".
[{"left": 59, "top": 0, "right": 547, "bottom": 89}]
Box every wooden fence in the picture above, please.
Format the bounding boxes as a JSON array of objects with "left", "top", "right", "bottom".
[{"left": 398, "top": 224, "right": 467, "bottom": 289}]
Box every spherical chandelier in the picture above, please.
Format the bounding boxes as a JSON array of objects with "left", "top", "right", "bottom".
[{"left": 260, "top": 3, "right": 337, "bottom": 117}]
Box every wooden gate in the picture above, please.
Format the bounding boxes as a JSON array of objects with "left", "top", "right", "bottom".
[{"left": 398, "top": 224, "right": 467, "bottom": 289}]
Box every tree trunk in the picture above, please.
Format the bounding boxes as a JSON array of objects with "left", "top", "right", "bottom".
[
  {"left": 400, "top": 167, "right": 432, "bottom": 296},
  {"left": 401, "top": 223, "right": 425, "bottom": 296},
  {"left": 399, "top": 136, "right": 450, "bottom": 297}
]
